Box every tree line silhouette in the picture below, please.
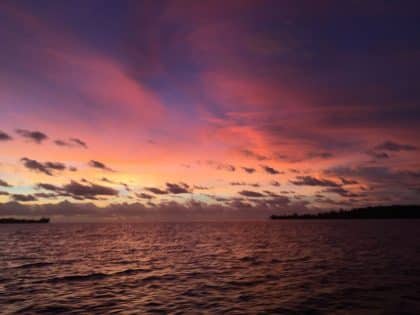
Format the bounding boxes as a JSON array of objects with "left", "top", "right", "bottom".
[{"left": 270, "top": 205, "right": 420, "bottom": 220}]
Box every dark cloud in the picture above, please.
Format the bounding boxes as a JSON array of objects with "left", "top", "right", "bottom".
[
  {"left": 366, "top": 151, "right": 389, "bottom": 159},
  {"left": 375, "top": 141, "right": 417, "bottom": 152},
  {"left": 204, "top": 194, "right": 229, "bottom": 202},
  {"left": 263, "top": 190, "right": 282, "bottom": 198},
  {"left": 101, "top": 177, "right": 115, "bottom": 184},
  {"left": 322, "top": 187, "right": 364, "bottom": 198},
  {"left": 314, "top": 195, "right": 352, "bottom": 206},
  {"left": 62, "top": 181, "right": 118, "bottom": 199},
  {"left": 89, "top": 160, "right": 113, "bottom": 171},
  {"left": 270, "top": 180, "right": 281, "bottom": 187},
  {"left": 275, "top": 153, "right": 289, "bottom": 161},
  {"left": 239, "top": 149, "right": 268, "bottom": 161},
  {"left": 37, "top": 183, "right": 62, "bottom": 192},
  {"left": 21, "top": 158, "right": 67, "bottom": 176},
  {"left": 34, "top": 193, "right": 58, "bottom": 199},
  {"left": 324, "top": 166, "right": 420, "bottom": 204},
  {"left": 0, "top": 130, "right": 12, "bottom": 141},
  {"left": 242, "top": 167, "right": 256, "bottom": 174},
  {"left": 136, "top": 193, "right": 155, "bottom": 200},
  {"left": 44, "top": 162, "right": 66, "bottom": 171},
  {"left": 327, "top": 166, "right": 388, "bottom": 182},
  {"left": 230, "top": 182, "right": 259, "bottom": 187},
  {"left": 206, "top": 160, "right": 236, "bottom": 172},
  {"left": 54, "top": 140, "right": 69, "bottom": 147},
  {"left": 15, "top": 129, "right": 48, "bottom": 143},
  {"left": 276, "top": 152, "right": 333, "bottom": 164},
  {"left": 101, "top": 178, "right": 129, "bottom": 191},
  {"left": 145, "top": 187, "right": 168, "bottom": 195},
  {"left": 340, "top": 177, "right": 358, "bottom": 185},
  {"left": 55, "top": 138, "right": 88, "bottom": 148},
  {"left": 12, "top": 194, "right": 37, "bottom": 202},
  {"left": 37, "top": 181, "right": 118, "bottom": 200},
  {"left": 238, "top": 190, "right": 265, "bottom": 198},
  {"left": 307, "top": 152, "right": 334, "bottom": 159},
  {"left": 231, "top": 182, "right": 247, "bottom": 186},
  {"left": 193, "top": 185, "right": 210, "bottom": 190},
  {"left": 261, "top": 165, "right": 281, "bottom": 175},
  {"left": 70, "top": 138, "right": 88, "bottom": 148},
  {"left": 0, "top": 179, "right": 11, "bottom": 187},
  {"left": 290, "top": 176, "right": 341, "bottom": 187},
  {"left": 219, "top": 164, "right": 235, "bottom": 172},
  {"left": 254, "top": 195, "right": 292, "bottom": 209},
  {"left": 0, "top": 191, "right": 10, "bottom": 196},
  {"left": 227, "top": 199, "right": 254, "bottom": 209},
  {"left": 166, "top": 182, "right": 191, "bottom": 194},
  {"left": 326, "top": 166, "right": 420, "bottom": 185}
]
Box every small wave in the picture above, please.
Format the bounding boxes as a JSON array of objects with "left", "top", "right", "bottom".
[
  {"left": 142, "top": 275, "right": 161, "bottom": 282},
  {"left": 115, "top": 268, "right": 150, "bottom": 276},
  {"left": 239, "top": 256, "right": 262, "bottom": 266},
  {"left": 33, "top": 304, "right": 73, "bottom": 314},
  {"left": 142, "top": 274, "right": 177, "bottom": 282},
  {"left": 228, "top": 279, "right": 264, "bottom": 287},
  {"left": 8, "top": 256, "right": 38, "bottom": 261},
  {"left": 111, "top": 259, "right": 138, "bottom": 265},
  {"left": 47, "top": 268, "right": 150, "bottom": 283},
  {"left": 48, "top": 273, "right": 108, "bottom": 283},
  {"left": 14, "top": 262, "right": 54, "bottom": 269},
  {"left": 239, "top": 256, "right": 255, "bottom": 262},
  {"left": 238, "top": 294, "right": 253, "bottom": 302}
]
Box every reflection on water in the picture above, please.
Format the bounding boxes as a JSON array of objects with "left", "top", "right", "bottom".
[{"left": 1, "top": 221, "right": 420, "bottom": 314}]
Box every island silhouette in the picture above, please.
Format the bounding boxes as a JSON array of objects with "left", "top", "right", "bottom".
[
  {"left": 0, "top": 217, "right": 50, "bottom": 224},
  {"left": 270, "top": 205, "right": 420, "bottom": 220}
]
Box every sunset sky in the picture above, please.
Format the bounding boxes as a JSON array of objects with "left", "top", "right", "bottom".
[{"left": 1, "top": 1, "right": 419, "bottom": 221}]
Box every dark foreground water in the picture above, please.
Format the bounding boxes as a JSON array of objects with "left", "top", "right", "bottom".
[{"left": 1, "top": 221, "right": 420, "bottom": 314}]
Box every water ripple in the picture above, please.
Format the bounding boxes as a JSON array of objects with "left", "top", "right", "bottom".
[{"left": 0, "top": 221, "right": 420, "bottom": 314}]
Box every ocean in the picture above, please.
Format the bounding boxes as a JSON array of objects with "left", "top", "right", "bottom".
[{"left": 1, "top": 221, "right": 419, "bottom": 314}]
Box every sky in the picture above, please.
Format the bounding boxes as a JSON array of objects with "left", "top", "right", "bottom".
[{"left": 0, "top": 0, "right": 419, "bottom": 221}]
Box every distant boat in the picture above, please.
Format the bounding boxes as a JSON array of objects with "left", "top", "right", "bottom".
[{"left": 0, "top": 217, "right": 50, "bottom": 224}]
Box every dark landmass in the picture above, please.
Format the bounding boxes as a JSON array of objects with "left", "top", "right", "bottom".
[
  {"left": 0, "top": 217, "right": 50, "bottom": 224},
  {"left": 270, "top": 205, "right": 420, "bottom": 220}
]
